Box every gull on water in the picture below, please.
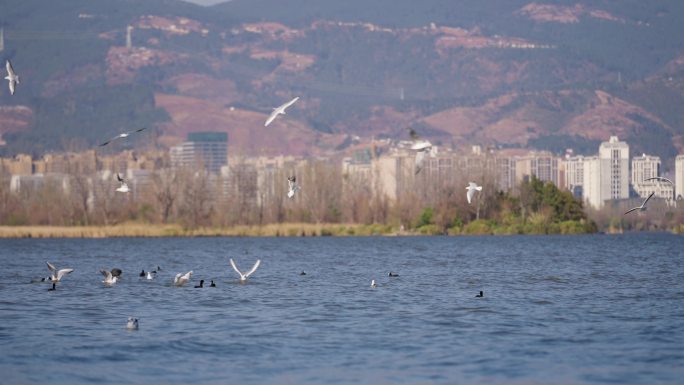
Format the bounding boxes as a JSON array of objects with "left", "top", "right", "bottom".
[
  {"left": 99, "top": 127, "right": 147, "bottom": 146},
  {"left": 466, "top": 182, "right": 482, "bottom": 204},
  {"left": 4, "top": 60, "right": 19, "bottom": 96},
  {"left": 371, "top": 279, "right": 377, "bottom": 288},
  {"left": 407, "top": 127, "right": 433, "bottom": 175},
  {"left": 174, "top": 271, "right": 193, "bottom": 287},
  {"left": 127, "top": 317, "right": 139, "bottom": 330},
  {"left": 116, "top": 173, "right": 130, "bottom": 193},
  {"left": 624, "top": 192, "right": 655, "bottom": 215},
  {"left": 265, "top": 96, "right": 299, "bottom": 127},
  {"left": 645, "top": 176, "right": 674, "bottom": 185},
  {"left": 101, "top": 269, "right": 118, "bottom": 286},
  {"left": 146, "top": 271, "right": 155, "bottom": 280},
  {"left": 45, "top": 262, "right": 74, "bottom": 283},
  {"left": 287, "top": 176, "right": 300, "bottom": 198},
  {"left": 230, "top": 258, "right": 260, "bottom": 282}
]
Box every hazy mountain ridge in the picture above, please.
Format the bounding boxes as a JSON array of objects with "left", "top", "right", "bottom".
[{"left": 0, "top": 0, "right": 683, "bottom": 165}]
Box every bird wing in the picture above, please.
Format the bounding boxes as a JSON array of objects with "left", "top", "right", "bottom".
[
  {"left": 282, "top": 96, "right": 299, "bottom": 110},
  {"left": 100, "top": 270, "right": 112, "bottom": 279},
  {"left": 134, "top": 127, "right": 147, "bottom": 133},
  {"left": 642, "top": 192, "right": 655, "bottom": 207},
  {"left": 8, "top": 79, "right": 15, "bottom": 95},
  {"left": 414, "top": 150, "right": 426, "bottom": 174},
  {"left": 623, "top": 207, "right": 639, "bottom": 215},
  {"left": 264, "top": 110, "right": 279, "bottom": 127},
  {"left": 467, "top": 188, "right": 475, "bottom": 204},
  {"left": 47, "top": 262, "right": 57, "bottom": 272},
  {"left": 182, "top": 271, "right": 193, "bottom": 280},
  {"left": 229, "top": 258, "right": 243, "bottom": 278},
  {"left": 56, "top": 269, "right": 73, "bottom": 280},
  {"left": 244, "top": 260, "right": 261, "bottom": 278},
  {"left": 645, "top": 177, "right": 674, "bottom": 185},
  {"left": 117, "top": 173, "right": 124, "bottom": 183},
  {"left": 6, "top": 60, "right": 15, "bottom": 76},
  {"left": 174, "top": 273, "right": 181, "bottom": 283}
]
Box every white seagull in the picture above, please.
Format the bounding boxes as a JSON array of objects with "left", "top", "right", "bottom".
[
  {"left": 101, "top": 269, "right": 118, "bottom": 286},
  {"left": 466, "top": 182, "right": 483, "bottom": 204},
  {"left": 99, "top": 127, "right": 147, "bottom": 146},
  {"left": 4, "top": 60, "right": 19, "bottom": 96},
  {"left": 407, "top": 127, "right": 433, "bottom": 175},
  {"left": 265, "top": 97, "right": 299, "bottom": 127},
  {"left": 287, "top": 176, "right": 300, "bottom": 198},
  {"left": 371, "top": 279, "right": 377, "bottom": 288},
  {"left": 624, "top": 192, "right": 655, "bottom": 215},
  {"left": 230, "top": 258, "right": 260, "bottom": 282},
  {"left": 127, "top": 317, "right": 139, "bottom": 330},
  {"left": 116, "top": 173, "right": 130, "bottom": 193},
  {"left": 146, "top": 271, "right": 155, "bottom": 280},
  {"left": 645, "top": 176, "right": 674, "bottom": 185},
  {"left": 45, "top": 262, "right": 74, "bottom": 283},
  {"left": 174, "top": 271, "right": 193, "bottom": 287}
]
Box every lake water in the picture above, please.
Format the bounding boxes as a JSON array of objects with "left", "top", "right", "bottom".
[{"left": 0, "top": 234, "right": 683, "bottom": 384}]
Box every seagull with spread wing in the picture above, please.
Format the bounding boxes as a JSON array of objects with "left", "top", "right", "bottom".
[
  {"left": 116, "top": 173, "right": 130, "bottom": 193},
  {"left": 265, "top": 97, "right": 299, "bottom": 127},
  {"left": 44, "top": 262, "right": 74, "bottom": 283},
  {"left": 466, "top": 182, "right": 483, "bottom": 204},
  {"left": 624, "top": 192, "right": 655, "bottom": 215},
  {"left": 230, "top": 258, "right": 261, "bottom": 282},
  {"left": 99, "top": 127, "right": 147, "bottom": 146},
  {"left": 645, "top": 176, "right": 674, "bottom": 185},
  {"left": 406, "top": 127, "right": 433, "bottom": 175},
  {"left": 4, "top": 60, "right": 19, "bottom": 96}
]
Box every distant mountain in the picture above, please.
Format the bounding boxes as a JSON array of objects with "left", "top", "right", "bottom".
[{"left": 1, "top": 0, "right": 683, "bottom": 168}]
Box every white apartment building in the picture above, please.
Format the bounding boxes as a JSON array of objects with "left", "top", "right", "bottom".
[
  {"left": 631, "top": 154, "right": 672, "bottom": 200},
  {"left": 565, "top": 155, "right": 585, "bottom": 198},
  {"left": 676, "top": 155, "right": 684, "bottom": 200},
  {"left": 598, "top": 135, "right": 629, "bottom": 201}
]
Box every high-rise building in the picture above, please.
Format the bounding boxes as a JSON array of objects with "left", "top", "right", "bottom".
[
  {"left": 514, "top": 151, "right": 559, "bottom": 185},
  {"left": 170, "top": 132, "right": 228, "bottom": 173},
  {"left": 565, "top": 155, "right": 585, "bottom": 198},
  {"left": 676, "top": 155, "right": 684, "bottom": 200},
  {"left": 598, "top": 136, "right": 629, "bottom": 201},
  {"left": 582, "top": 156, "right": 603, "bottom": 209},
  {"left": 631, "top": 154, "right": 671, "bottom": 199}
]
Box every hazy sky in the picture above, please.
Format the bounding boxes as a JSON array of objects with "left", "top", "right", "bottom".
[{"left": 182, "top": 0, "right": 230, "bottom": 6}]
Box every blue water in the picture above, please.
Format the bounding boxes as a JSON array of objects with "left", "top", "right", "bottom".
[{"left": 0, "top": 234, "right": 683, "bottom": 384}]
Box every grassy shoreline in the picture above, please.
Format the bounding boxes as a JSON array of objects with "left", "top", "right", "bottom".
[{"left": 0, "top": 220, "right": 608, "bottom": 238}]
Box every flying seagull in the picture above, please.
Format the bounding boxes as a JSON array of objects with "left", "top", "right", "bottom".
[
  {"left": 624, "top": 192, "right": 655, "bottom": 215},
  {"left": 4, "top": 60, "right": 19, "bottom": 96},
  {"left": 407, "top": 127, "right": 433, "bottom": 175},
  {"left": 101, "top": 269, "right": 118, "bottom": 286},
  {"left": 466, "top": 182, "right": 483, "bottom": 204},
  {"left": 229, "top": 258, "right": 260, "bottom": 282},
  {"left": 99, "top": 127, "right": 146, "bottom": 146},
  {"left": 174, "top": 271, "right": 193, "bottom": 287},
  {"left": 287, "top": 176, "right": 300, "bottom": 198},
  {"left": 45, "top": 262, "right": 74, "bottom": 283},
  {"left": 265, "top": 97, "right": 299, "bottom": 127},
  {"left": 116, "top": 173, "right": 130, "bottom": 193},
  {"left": 645, "top": 176, "right": 674, "bottom": 185}
]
